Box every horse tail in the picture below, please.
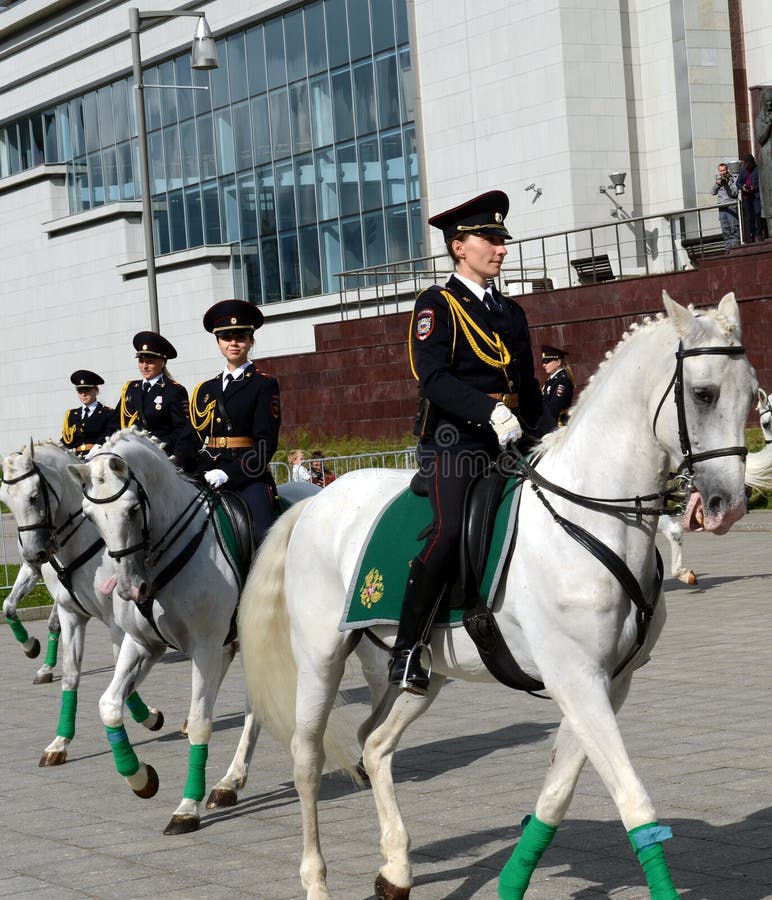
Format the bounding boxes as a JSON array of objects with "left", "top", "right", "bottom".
[
  {"left": 744, "top": 445, "right": 772, "bottom": 491},
  {"left": 238, "top": 499, "right": 359, "bottom": 779}
]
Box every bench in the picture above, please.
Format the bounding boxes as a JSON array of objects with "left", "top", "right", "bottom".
[
  {"left": 569, "top": 254, "right": 615, "bottom": 285},
  {"left": 681, "top": 234, "right": 727, "bottom": 266}
]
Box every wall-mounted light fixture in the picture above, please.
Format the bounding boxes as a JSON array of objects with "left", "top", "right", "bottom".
[
  {"left": 599, "top": 172, "right": 627, "bottom": 197},
  {"left": 524, "top": 183, "right": 542, "bottom": 203}
]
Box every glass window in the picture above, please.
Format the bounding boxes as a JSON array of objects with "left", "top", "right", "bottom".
[
  {"left": 238, "top": 172, "right": 258, "bottom": 240},
  {"left": 30, "top": 116, "right": 45, "bottom": 166},
  {"left": 315, "top": 148, "right": 338, "bottom": 220},
  {"left": 261, "top": 235, "right": 281, "bottom": 302},
  {"left": 180, "top": 120, "right": 199, "bottom": 185},
  {"left": 0, "top": 128, "right": 9, "bottom": 178},
  {"left": 408, "top": 198, "right": 424, "bottom": 259},
  {"left": 381, "top": 130, "right": 405, "bottom": 204},
  {"left": 197, "top": 113, "right": 216, "bottom": 180},
  {"left": 193, "top": 66, "right": 212, "bottom": 116},
  {"left": 358, "top": 136, "right": 382, "bottom": 210},
  {"left": 5, "top": 124, "right": 21, "bottom": 175},
  {"left": 337, "top": 143, "right": 359, "bottom": 217},
  {"left": 347, "top": 0, "right": 371, "bottom": 61},
  {"left": 332, "top": 69, "right": 354, "bottom": 142},
  {"left": 214, "top": 108, "right": 235, "bottom": 175},
  {"left": 148, "top": 131, "right": 165, "bottom": 194},
  {"left": 376, "top": 53, "right": 400, "bottom": 130},
  {"left": 232, "top": 101, "right": 252, "bottom": 171},
  {"left": 210, "top": 40, "right": 230, "bottom": 108},
  {"left": 72, "top": 156, "right": 89, "bottom": 210},
  {"left": 202, "top": 180, "right": 221, "bottom": 243},
  {"left": 43, "top": 111, "right": 58, "bottom": 163},
  {"left": 163, "top": 125, "right": 182, "bottom": 190},
  {"left": 251, "top": 95, "right": 272, "bottom": 165},
  {"left": 56, "top": 104, "right": 72, "bottom": 160},
  {"left": 325, "top": 0, "right": 348, "bottom": 69},
  {"left": 353, "top": 60, "right": 376, "bottom": 135},
  {"left": 299, "top": 224, "right": 322, "bottom": 295},
  {"left": 385, "top": 204, "right": 409, "bottom": 262},
  {"left": 246, "top": 26, "right": 267, "bottom": 96},
  {"left": 290, "top": 82, "right": 312, "bottom": 154},
  {"left": 405, "top": 124, "right": 419, "bottom": 200},
  {"left": 227, "top": 33, "right": 248, "bottom": 103},
  {"left": 70, "top": 98, "right": 85, "bottom": 157},
  {"left": 371, "top": 0, "right": 395, "bottom": 52},
  {"left": 294, "top": 154, "right": 316, "bottom": 225},
  {"left": 275, "top": 160, "right": 296, "bottom": 231},
  {"left": 398, "top": 48, "right": 415, "bottom": 121},
  {"left": 154, "top": 196, "right": 171, "bottom": 254},
  {"left": 341, "top": 216, "right": 363, "bottom": 272},
  {"left": 395, "top": 0, "right": 409, "bottom": 44},
  {"left": 285, "top": 9, "right": 306, "bottom": 83},
  {"left": 175, "top": 56, "right": 195, "bottom": 121},
  {"left": 83, "top": 91, "right": 101, "bottom": 152},
  {"left": 220, "top": 175, "right": 239, "bottom": 242},
  {"left": 143, "top": 70, "right": 162, "bottom": 132},
  {"left": 265, "top": 19, "right": 286, "bottom": 90},
  {"left": 185, "top": 184, "right": 204, "bottom": 246},
  {"left": 319, "top": 222, "right": 341, "bottom": 292},
  {"left": 363, "top": 209, "right": 386, "bottom": 267},
  {"left": 240, "top": 245, "right": 262, "bottom": 305},
  {"left": 158, "top": 61, "right": 177, "bottom": 126},
  {"left": 87, "top": 151, "right": 104, "bottom": 206},
  {"left": 305, "top": 2, "right": 327, "bottom": 74},
  {"left": 309, "top": 74, "right": 333, "bottom": 148},
  {"left": 269, "top": 88, "right": 291, "bottom": 159},
  {"left": 113, "top": 80, "right": 131, "bottom": 142},
  {"left": 103, "top": 145, "right": 119, "bottom": 201},
  {"left": 168, "top": 188, "right": 187, "bottom": 251},
  {"left": 280, "top": 232, "right": 301, "bottom": 299},
  {"left": 117, "top": 141, "right": 135, "bottom": 199},
  {"left": 258, "top": 164, "right": 276, "bottom": 233},
  {"left": 96, "top": 87, "right": 115, "bottom": 147}
]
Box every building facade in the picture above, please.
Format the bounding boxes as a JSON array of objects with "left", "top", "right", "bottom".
[{"left": 1, "top": 0, "right": 771, "bottom": 447}]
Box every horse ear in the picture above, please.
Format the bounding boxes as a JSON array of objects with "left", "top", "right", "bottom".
[
  {"left": 66, "top": 463, "right": 91, "bottom": 490},
  {"left": 29, "top": 438, "right": 35, "bottom": 460},
  {"left": 758, "top": 387, "right": 768, "bottom": 411},
  {"left": 661, "top": 290, "right": 695, "bottom": 339},
  {"left": 107, "top": 456, "right": 129, "bottom": 477},
  {"left": 716, "top": 291, "right": 741, "bottom": 338}
]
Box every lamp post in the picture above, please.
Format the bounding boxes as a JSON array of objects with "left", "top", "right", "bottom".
[{"left": 129, "top": 8, "right": 217, "bottom": 332}]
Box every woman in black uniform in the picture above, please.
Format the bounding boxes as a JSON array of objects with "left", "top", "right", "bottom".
[{"left": 61, "top": 370, "right": 115, "bottom": 457}]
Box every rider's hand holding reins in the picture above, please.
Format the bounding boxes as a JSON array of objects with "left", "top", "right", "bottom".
[
  {"left": 490, "top": 402, "right": 522, "bottom": 449},
  {"left": 204, "top": 469, "right": 229, "bottom": 489}
]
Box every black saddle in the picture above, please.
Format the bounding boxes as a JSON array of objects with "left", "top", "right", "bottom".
[{"left": 215, "top": 490, "right": 254, "bottom": 569}]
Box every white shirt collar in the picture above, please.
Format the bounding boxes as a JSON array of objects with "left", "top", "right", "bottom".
[
  {"left": 454, "top": 273, "right": 489, "bottom": 302},
  {"left": 81, "top": 401, "right": 98, "bottom": 414},
  {"left": 222, "top": 362, "right": 251, "bottom": 387},
  {"left": 143, "top": 375, "right": 163, "bottom": 388}
]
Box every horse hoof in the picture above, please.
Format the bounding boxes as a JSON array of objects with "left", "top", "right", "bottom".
[
  {"left": 133, "top": 764, "right": 159, "bottom": 799},
  {"left": 206, "top": 787, "right": 238, "bottom": 809},
  {"left": 180, "top": 719, "right": 188, "bottom": 735},
  {"left": 25, "top": 638, "right": 41, "bottom": 659},
  {"left": 33, "top": 671, "right": 53, "bottom": 685},
  {"left": 374, "top": 874, "right": 411, "bottom": 899},
  {"left": 163, "top": 814, "right": 200, "bottom": 835},
  {"left": 685, "top": 570, "right": 697, "bottom": 585},
  {"left": 39, "top": 750, "right": 67, "bottom": 767},
  {"left": 148, "top": 711, "right": 165, "bottom": 732}
]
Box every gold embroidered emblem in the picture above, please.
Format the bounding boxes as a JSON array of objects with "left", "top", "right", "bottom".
[{"left": 359, "top": 568, "right": 384, "bottom": 608}]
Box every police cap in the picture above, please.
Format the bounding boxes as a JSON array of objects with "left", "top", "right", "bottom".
[
  {"left": 203, "top": 299, "right": 264, "bottom": 334},
  {"left": 70, "top": 369, "right": 104, "bottom": 389},
  {"left": 428, "top": 190, "right": 512, "bottom": 242},
  {"left": 541, "top": 345, "right": 566, "bottom": 361},
  {"left": 133, "top": 331, "right": 178, "bottom": 360}
]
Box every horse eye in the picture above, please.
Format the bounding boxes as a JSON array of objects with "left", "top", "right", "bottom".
[
  {"left": 692, "top": 388, "right": 714, "bottom": 405},
  {"left": 30, "top": 493, "right": 39, "bottom": 504}
]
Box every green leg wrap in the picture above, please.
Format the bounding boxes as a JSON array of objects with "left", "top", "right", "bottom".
[
  {"left": 6, "top": 615, "right": 29, "bottom": 643},
  {"left": 628, "top": 823, "right": 678, "bottom": 899},
  {"left": 57, "top": 689, "right": 77, "bottom": 740},
  {"left": 106, "top": 724, "right": 140, "bottom": 777},
  {"left": 126, "top": 690, "right": 150, "bottom": 723},
  {"left": 183, "top": 743, "right": 209, "bottom": 802},
  {"left": 44, "top": 631, "right": 60, "bottom": 667},
  {"left": 498, "top": 814, "right": 557, "bottom": 900}
]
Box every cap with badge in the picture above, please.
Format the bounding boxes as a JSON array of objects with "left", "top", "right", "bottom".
[
  {"left": 541, "top": 345, "right": 566, "bottom": 361},
  {"left": 203, "top": 299, "right": 264, "bottom": 335},
  {"left": 70, "top": 369, "right": 104, "bottom": 389},
  {"left": 428, "top": 190, "right": 512, "bottom": 242},
  {"left": 133, "top": 331, "right": 178, "bottom": 360}
]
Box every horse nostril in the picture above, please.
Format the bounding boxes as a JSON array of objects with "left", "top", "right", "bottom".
[
  {"left": 35, "top": 550, "right": 48, "bottom": 564},
  {"left": 137, "top": 581, "right": 149, "bottom": 601}
]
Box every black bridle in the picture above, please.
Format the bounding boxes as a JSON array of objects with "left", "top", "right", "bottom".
[
  {"left": 82, "top": 458, "right": 152, "bottom": 561},
  {"left": 757, "top": 393, "right": 772, "bottom": 445}
]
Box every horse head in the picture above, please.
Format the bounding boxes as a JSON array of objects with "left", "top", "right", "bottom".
[
  {"left": 661, "top": 291, "right": 756, "bottom": 534},
  {"left": 756, "top": 387, "right": 772, "bottom": 443},
  {"left": 69, "top": 447, "right": 151, "bottom": 604}
]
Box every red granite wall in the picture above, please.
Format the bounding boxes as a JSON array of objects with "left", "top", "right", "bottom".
[{"left": 256, "top": 245, "right": 772, "bottom": 440}]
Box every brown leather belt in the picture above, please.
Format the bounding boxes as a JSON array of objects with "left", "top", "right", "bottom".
[
  {"left": 488, "top": 392, "right": 519, "bottom": 409},
  {"left": 75, "top": 443, "right": 94, "bottom": 453},
  {"left": 206, "top": 436, "right": 253, "bottom": 449}
]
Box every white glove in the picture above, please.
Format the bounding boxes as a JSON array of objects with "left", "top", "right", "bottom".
[
  {"left": 84, "top": 444, "right": 102, "bottom": 460},
  {"left": 489, "top": 403, "right": 523, "bottom": 449},
  {"left": 204, "top": 469, "right": 229, "bottom": 489}
]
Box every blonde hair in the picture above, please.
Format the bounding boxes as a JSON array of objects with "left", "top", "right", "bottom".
[{"left": 288, "top": 449, "right": 305, "bottom": 465}]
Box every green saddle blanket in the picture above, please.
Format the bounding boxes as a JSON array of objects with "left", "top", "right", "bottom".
[{"left": 340, "top": 477, "right": 523, "bottom": 630}]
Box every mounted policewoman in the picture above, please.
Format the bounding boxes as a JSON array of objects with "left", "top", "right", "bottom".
[{"left": 391, "top": 190, "right": 554, "bottom": 692}]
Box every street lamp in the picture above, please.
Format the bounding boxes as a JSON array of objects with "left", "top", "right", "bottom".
[
  {"left": 129, "top": 8, "right": 218, "bottom": 332},
  {"left": 599, "top": 171, "right": 627, "bottom": 197}
]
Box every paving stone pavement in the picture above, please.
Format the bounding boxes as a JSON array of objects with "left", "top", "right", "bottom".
[{"left": 1, "top": 518, "right": 771, "bottom": 899}]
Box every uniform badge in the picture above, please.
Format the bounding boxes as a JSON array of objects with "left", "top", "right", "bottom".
[
  {"left": 271, "top": 395, "right": 281, "bottom": 419},
  {"left": 415, "top": 308, "right": 434, "bottom": 341},
  {"left": 154, "top": 396, "right": 163, "bottom": 409},
  {"left": 359, "top": 568, "right": 384, "bottom": 608},
  {"left": 556, "top": 385, "right": 566, "bottom": 397}
]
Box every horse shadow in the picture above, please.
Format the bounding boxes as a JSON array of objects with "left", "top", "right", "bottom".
[
  {"left": 409, "top": 807, "right": 772, "bottom": 899},
  {"left": 667, "top": 572, "right": 772, "bottom": 593}
]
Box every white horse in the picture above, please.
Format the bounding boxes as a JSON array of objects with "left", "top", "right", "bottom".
[
  {"left": 0, "top": 441, "right": 164, "bottom": 764},
  {"left": 745, "top": 386, "right": 772, "bottom": 491},
  {"left": 237, "top": 291, "right": 755, "bottom": 900},
  {"left": 655, "top": 514, "right": 696, "bottom": 585}
]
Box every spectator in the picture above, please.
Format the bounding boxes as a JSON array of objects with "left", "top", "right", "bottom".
[
  {"left": 736, "top": 154, "right": 763, "bottom": 243},
  {"left": 289, "top": 448, "right": 312, "bottom": 483},
  {"left": 310, "top": 450, "right": 336, "bottom": 487},
  {"left": 711, "top": 162, "right": 739, "bottom": 250}
]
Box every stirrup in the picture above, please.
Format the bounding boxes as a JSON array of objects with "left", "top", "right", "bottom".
[{"left": 391, "top": 642, "right": 433, "bottom": 695}]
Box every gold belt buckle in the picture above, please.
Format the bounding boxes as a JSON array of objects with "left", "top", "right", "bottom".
[
  {"left": 215, "top": 436, "right": 228, "bottom": 448},
  {"left": 503, "top": 393, "right": 518, "bottom": 409}
]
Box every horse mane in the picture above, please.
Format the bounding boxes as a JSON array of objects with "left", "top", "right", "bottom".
[{"left": 102, "top": 427, "right": 194, "bottom": 481}]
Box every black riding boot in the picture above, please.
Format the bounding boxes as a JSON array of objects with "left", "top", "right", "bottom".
[{"left": 389, "top": 558, "right": 440, "bottom": 694}]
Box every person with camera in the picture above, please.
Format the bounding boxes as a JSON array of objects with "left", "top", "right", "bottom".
[{"left": 711, "top": 162, "right": 740, "bottom": 251}]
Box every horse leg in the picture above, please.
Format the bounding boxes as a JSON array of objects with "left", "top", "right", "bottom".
[
  {"left": 659, "top": 516, "right": 696, "bottom": 585},
  {"left": 354, "top": 637, "right": 393, "bottom": 779},
  {"left": 38, "top": 606, "right": 87, "bottom": 766},
  {"left": 498, "top": 672, "right": 633, "bottom": 898},
  {"left": 164, "top": 645, "right": 227, "bottom": 835},
  {"left": 34, "top": 602, "right": 62, "bottom": 684},
  {"left": 206, "top": 702, "right": 261, "bottom": 809},
  {"left": 106, "top": 626, "right": 164, "bottom": 733},
  {"left": 3, "top": 562, "right": 42, "bottom": 659},
  {"left": 99, "top": 634, "right": 165, "bottom": 799},
  {"left": 366, "top": 675, "right": 447, "bottom": 900}
]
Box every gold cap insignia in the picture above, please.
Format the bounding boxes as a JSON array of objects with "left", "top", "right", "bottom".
[
  {"left": 230, "top": 317, "right": 237, "bottom": 324},
  {"left": 495, "top": 212, "right": 503, "bottom": 223}
]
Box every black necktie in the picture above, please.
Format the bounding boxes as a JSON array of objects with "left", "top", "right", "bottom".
[
  {"left": 224, "top": 374, "right": 233, "bottom": 391},
  {"left": 142, "top": 382, "right": 151, "bottom": 394},
  {"left": 82, "top": 408, "right": 90, "bottom": 420},
  {"left": 482, "top": 289, "right": 495, "bottom": 311}
]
